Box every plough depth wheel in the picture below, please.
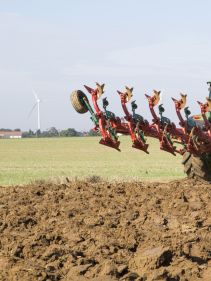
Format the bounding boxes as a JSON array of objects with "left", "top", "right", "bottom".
[
  {"left": 182, "top": 152, "right": 211, "bottom": 180},
  {"left": 71, "top": 90, "right": 89, "bottom": 114}
]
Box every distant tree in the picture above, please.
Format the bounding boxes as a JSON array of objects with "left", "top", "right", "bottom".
[
  {"left": 59, "top": 129, "right": 67, "bottom": 137},
  {"left": 29, "top": 129, "right": 35, "bottom": 136},
  {"left": 22, "top": 129, "right": 36, "bottom": 138},
  {"left": 48, "top": 127, "right": 59, "bottom": 137},
  {"left": 40, "top": 127, "right": 59, "bottom": 137},
  {"left": 40, "top": 130, "right": 49, "bottom": 137},
  {"left": 36, "top": 129, "right": 41, "bottom": 137},
  {"left": 60, "top": 128, "right": 80, "bottom": 137}
]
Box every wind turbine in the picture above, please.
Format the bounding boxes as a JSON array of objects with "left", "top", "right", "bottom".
[{"left": 28, "top": 90, "right": 42, "bottom": 133}]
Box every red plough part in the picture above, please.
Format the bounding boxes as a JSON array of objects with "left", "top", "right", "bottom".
[
  {"left": 84, "top": 83, "right": 120, "bottom": 151},
  {"left": 70, "top": 82, "right": 211, "bottom": 179},
  {"left": 117, "top": 87, "right": 149, "bottom": 153}
]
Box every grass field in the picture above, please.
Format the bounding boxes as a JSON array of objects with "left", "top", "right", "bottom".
[{"left": 0, "top": 137, "right": 185, "bottom": 185}]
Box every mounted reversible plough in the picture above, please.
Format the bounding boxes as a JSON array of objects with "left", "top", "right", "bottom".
[{"left": 71, "top": 82, "right": 211, "bottom": 180}]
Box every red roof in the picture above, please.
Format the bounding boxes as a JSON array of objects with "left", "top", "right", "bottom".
[{"left": 0, "top": 131, "right": 22, "bottom": 136}]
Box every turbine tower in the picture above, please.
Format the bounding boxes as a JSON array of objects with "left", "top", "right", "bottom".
[{"left": 28, "top": 90, "right": 42, "bottom": 133}]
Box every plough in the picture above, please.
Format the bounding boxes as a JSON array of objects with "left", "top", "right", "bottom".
[{"left": 70, "top": 82, "right": 211, "bottom": 180}]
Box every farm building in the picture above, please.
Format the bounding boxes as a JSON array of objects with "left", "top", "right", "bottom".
[{"left": 0, "top": 131, "right": 22, "bottom": 139}]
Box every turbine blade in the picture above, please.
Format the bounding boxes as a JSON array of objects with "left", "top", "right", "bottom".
[
  {"left": 32, "top": 89, "right": 39, "bottom": 101},
  {"left": 28, "top": 103, "right": 37, "bottom": 119}
]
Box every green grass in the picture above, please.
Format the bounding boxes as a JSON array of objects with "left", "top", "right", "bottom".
[{"left": 0, "top": 137, "right": 185, "bottom": 185}]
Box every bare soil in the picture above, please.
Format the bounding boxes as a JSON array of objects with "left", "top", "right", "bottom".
[{"left": 0, "top": 178, "right": 210, "bottom": 281}]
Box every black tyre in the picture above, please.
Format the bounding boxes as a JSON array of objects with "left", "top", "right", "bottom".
[
  {"left": 71, "top": 90, "right": 89, "bottom": 114},
  {"left": 182, "top": 151, "right": 211, "bottom": 180}
]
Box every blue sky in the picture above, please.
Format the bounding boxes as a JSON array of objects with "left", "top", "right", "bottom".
[{"left": 0, "top": 0, "right": 211, "bottom": 131}]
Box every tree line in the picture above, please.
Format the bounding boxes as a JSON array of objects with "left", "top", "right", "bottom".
[{"left": 22, "top": 127, "right": 100, "bottom": 138}]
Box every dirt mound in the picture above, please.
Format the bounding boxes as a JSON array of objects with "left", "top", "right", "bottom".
[{"left": 0, "top": 178, "right": 210, "bottom": 281}]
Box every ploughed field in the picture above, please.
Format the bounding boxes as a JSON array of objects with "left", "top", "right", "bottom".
[
  {"left": 0, "top": 178, "right": 210, "bottom": 281},
  {"left": 0, "top": 137, "right": 184, "bottom": 185}
]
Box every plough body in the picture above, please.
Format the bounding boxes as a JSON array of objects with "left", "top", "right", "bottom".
[{"left": 70, "top": 82, "right": 211, "bottom": 179}]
